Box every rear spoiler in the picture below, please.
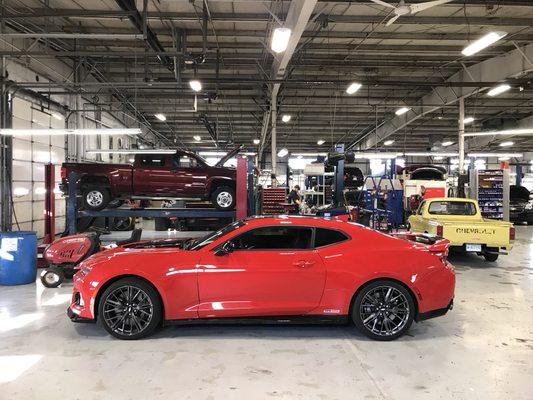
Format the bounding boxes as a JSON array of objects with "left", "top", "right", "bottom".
[{"left": 390, "top": 232, "right": 450, "bottom": 259}]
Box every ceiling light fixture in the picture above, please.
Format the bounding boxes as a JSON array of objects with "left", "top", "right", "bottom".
[
  {"left": 395, "top": 107, "right": 411, "bottom": 116},
  {"left": 404, "top": 152, "right": 458, "bottom": 157},
  {"left": 468, "top": 153, "right": 522, "bottom": 158},
  {"left": 193, "top": 135, "right": 201, "bottom": 141},
  {"left": 463, "top": 116, "right": 475, "bottom": 124},
  {"left": 462, "top": 31, "right": 507, "bottom": 56},
  {"left": 281, "top": 114, "right": 291, "bottom": 123},
  {"left": 462, "top": 128, "right": 533, "bottom": 137},
  {"left": 271, "top": 27, "right": 292, "bottom": 53},
  {"left": 433, "top": 156, "right": 444, "bottom": 161},
  {"left": 189, "top": 79, "right": 202, "bottom": 92},
  {"left": 346, "top": 82, "right": 362, "bottom": 95},
  {"left": 498, "top": 157, "right": 510, "bottom": 161},
  {"left": 384, "top": 140, "right": 395, "bottom": 146},
  {"left": 499, "top": 141, "right": 514, "bottom": 147},
  {"left": 277, "top": 148, "right": 289, "bottom": 157},
  {"left": 0, "top": 128, "right": 141, "bottom": 136},
  {"left": 253, "top": 139, "right": 260, "bottom": 145},
  {"left": 442, "top": 141, "right": 454, "bottom": 147},
  {"left": 154, "top": 113, "right": 166, "bottom": 121},
  {"left": 317, "top": 139, "right": 325, "bottom": 145},
  {"left": 487, "top": 83, "right": 511, "bottom": 97},
  {"left": 86, "top": 149, "right": 176, "bottom": 155},
  {"left": 51, "top": 112, "right": 64, "bottom": 121}
]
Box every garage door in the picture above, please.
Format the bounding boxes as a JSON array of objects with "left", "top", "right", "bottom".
[{"left": 11, "top": 96, "right": 66, "bottom": 238}]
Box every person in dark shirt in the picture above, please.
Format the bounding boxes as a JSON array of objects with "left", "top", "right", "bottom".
[{"left": 287, "top": 185, "right": 301, "bottom": 214}]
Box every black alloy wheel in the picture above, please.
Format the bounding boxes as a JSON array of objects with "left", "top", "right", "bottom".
[
  {"left": 98, "top": 278, "right": 162, "bottom": 340},
  {"left": 352, "top": 280, "right": 415, "bottom": 341}
]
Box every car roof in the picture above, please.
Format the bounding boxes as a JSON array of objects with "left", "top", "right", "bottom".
[
  {"left": 242, "top": 215, "right": 353, "bottom": 229},
  {"left": 424, "top": 197, "right": 476, "bottom": 203}
]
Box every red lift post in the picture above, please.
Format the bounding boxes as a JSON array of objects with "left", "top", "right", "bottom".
[{"left": 43, "top": 163, "right": 55, "bottom": 244}]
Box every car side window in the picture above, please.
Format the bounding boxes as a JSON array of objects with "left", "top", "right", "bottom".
[
  {"left": 231, "top": 226, "right": 313, "bottom": 250},
  {"left": 172, "top": 154, "right": 198, "bottom": 168},
  {"left": 314, "top": 228, "right": 349, "bottom": 248},
  {"left": 139, "top": 155, "right": 166, "bottom": 167}
]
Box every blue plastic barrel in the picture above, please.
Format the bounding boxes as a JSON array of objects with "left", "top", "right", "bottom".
[{"left": 0, "top": 231, "right": 37, "bottom": 285}]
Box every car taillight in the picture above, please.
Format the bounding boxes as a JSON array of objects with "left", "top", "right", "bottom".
[
  {"left": 436, "top": 225, "right": 443, "bottom": 237},
  {"left": 60, "top": 166, "right": 67, "bottom": 179},
  {"left": 510, "top": 227, "right": 515, "bottom": 241}
]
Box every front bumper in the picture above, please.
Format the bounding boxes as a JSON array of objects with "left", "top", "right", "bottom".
[
  {"left": 67, "top": 306, "right": 94, "bottom": 323},
  {"left": 417, "top": 298, "right": 453, "bottom": 322}
]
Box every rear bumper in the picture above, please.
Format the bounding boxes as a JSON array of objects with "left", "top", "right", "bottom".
[{"left": 417, "top": 299, "right": 453, "bottom": 322}]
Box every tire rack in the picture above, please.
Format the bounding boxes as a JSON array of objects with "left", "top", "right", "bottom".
[{"left": 63, "top": 156, "right": 254, "bottom": 235}]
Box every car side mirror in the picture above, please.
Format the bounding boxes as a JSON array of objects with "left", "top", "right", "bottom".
[{"left": 214, "top": 241, "right": 235, "bottom": 256}]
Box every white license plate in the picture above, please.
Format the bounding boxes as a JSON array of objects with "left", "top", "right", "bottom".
[{"left": 466, "top": 244, "right": 482, "bottom": 252}]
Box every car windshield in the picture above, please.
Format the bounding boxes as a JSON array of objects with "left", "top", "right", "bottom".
[
  {"left": 189, "top": 220, "right": 246, "bottom": 250},
  {"left": 428, "top": 201, "right": 477, "bottom": 216}
]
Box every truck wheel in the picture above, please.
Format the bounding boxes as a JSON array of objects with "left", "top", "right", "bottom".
[
  {"left": 212, "top": 186, "right": 236, "bottom": 210},
  {"left": 82, "top": 185, "right": 111, "bottom": 211},
  {"left": 483, "top": 252, "right": 499, "bottom": 262}
]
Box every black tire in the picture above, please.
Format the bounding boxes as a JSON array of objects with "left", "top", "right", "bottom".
[
  {"left": 98, "top": 277, "right": 162, "bottom": 340},
  {"left": 82, "top": 185, "right": 111, "bottom": 211},
  {"left": 211, "top": 186, "right": 236, "bottom": 210},
  {"left": 40, "top": 268, "right": 64, "bottom": 288},
  {"left": 112, "top": 217, "right": 135, "bottom": 231},
  {"left": 483, "top": 252, "right": 499, "bottom": 262},
  {"left": 352, "top": 280, "right": 415, "bottom": 341},
  {"left": 107, "top": 199, "right": 124, "bottom": 209}
]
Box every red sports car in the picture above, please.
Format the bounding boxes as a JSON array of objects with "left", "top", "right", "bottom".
[{"left": 68, "top": 216, "right": 455, "bottom": 341}]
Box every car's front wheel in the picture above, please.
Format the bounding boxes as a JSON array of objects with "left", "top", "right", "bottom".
[
  {"left": 352, "top": 280, "right": 415, "bottom": 341},
  {"left": 98, "top": 277, "right": 162, "bottom": 340}
]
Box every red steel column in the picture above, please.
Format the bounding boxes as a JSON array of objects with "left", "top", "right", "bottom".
[
  {"left": 43, "top": 163, "right": 55, "bottom": 243},
  {"left": 236, "top": 156, "right": 247, "bottom": 220}
]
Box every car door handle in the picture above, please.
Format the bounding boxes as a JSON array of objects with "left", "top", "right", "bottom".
[{"left": 293, "top": 260, "right": 315, "bottom": 268}]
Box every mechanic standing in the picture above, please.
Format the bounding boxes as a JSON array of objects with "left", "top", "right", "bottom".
[{"left": 288, "top": 185, "right": 302, "bottom": 214}]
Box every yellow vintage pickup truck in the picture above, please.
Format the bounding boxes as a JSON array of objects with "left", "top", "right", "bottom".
[{"left": 408, "top": 197, "right": 515, "bottom": 262}]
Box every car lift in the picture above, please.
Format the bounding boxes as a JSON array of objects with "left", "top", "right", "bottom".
[{"left": 63, "top": 156, "right": 254, "bottom": 235}]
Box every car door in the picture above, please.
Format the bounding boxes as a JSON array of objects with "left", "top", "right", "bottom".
[
  {"left": 132, "top": 154, "right": 180, "bottom": 196},
  {"left": 196, "top": 225, "right": 326, "bottom": 318},
  {"left": 171, "top": 153, "right": 208, "bottom": 196}
]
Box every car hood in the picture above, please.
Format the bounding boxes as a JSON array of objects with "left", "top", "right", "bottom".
[{"left": 215, "top": 145, "right": 243, "bottom": 167}]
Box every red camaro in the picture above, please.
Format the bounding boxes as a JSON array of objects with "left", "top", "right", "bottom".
[{"left": 68, "top": 216, "right": 455, "bottom": 341}]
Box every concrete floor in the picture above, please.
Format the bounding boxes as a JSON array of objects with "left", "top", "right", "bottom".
[{"left": 1, "top": 227, "right": 532, "bottom": 400}]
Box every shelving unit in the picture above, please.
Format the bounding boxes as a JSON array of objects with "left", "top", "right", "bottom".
[
  {"left": 260, "top": 187, "right": 288, "bottom": 214},
  {"left": 470, "top": 168, "right": 510, "bottom": 221}
]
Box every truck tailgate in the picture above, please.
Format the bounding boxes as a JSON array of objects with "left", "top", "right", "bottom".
[{"left": 442, "top": 221, "right": 512, "bottom": 248}]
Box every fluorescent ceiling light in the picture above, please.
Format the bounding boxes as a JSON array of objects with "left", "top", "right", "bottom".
[
  {"left": 271, "top": 27, "right": 291, "bottom": 53},
  {"left": 253, "top": 139, "right": 260, "bottom": 145},
  {"left": 462, "top": 128, "right": 533, "bottom": 137},
  {"left": 499, "top": 141, "right": 514, "bottom": 147},
  {"left": 193, "top": 135, "right": 201, "bottom": 141},
  {"left": 498, "top": 157, "right": 510, "bottom": 161},
  {"left": 317, "top": 139, "right": 325, "bottom": 145},
  {"left": 404, "top": 152, "right": 458, "bottom": 157},
  {"left": 51, "top": 112, "right": 64, "bottom": 121},
  {"left": 0, "top": 128, "right": 141, "bottom": 136},
  {"left": 277, "top": 148, "right": 289, "bottom": 157},
  {"left": 352, "top": 152, "right": 402, "bottom": 159},
  {"left": 281, "top": 114, "right": 291, "bottom": 123},
  {"left": 468, "top": 153, "right": 522, "bottom": 158},
  {"left": 384, "top": 140, "right": 395, "bottom": 146},
  {"left": 154, "top": 113, "right": 166, "bottom": 121},
  {"left": 463, "top": 116, "right": 475, "bottom": 124},
  {"left": 86, "top": 149, "right": 176, "bottom": 155},
  {"left": 433, "top": 156, "right": 444, "bottom": 161},
  {"left": 395, "top": 107, "right": 411, "bottom": 116},
  {"left": 189, "top": 79, "right": 202, "bottom": 92},
  {"left": 346, "top": 82, "right": 362, "bottom": 95},
  {"left": 487, "top": 84, "right": 511, "bottom": 97},
  {"left": 291, "top": 152, "right": 328, "bottom": 157},
  {"left": 441, "top": 141, "right": 454, "bottom": 147},
  {"left": 462, "top": 31, "right": 507, "bottom": 56}
]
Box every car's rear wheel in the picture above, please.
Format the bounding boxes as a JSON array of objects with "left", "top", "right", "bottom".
[
  {"left": 352, "top": 280, "right": 415, "bottom": 341},
  {"left": 98, "top": 278, "right": 162, "bottom": 340},
  {"left": 82, "top": 185, "right": 110, "bottom": 211},
  {"left": 483, "top": 252, "right": 499, "bottom": 262},
  {"left": 212, "top": 186, "right": 236, "bottom": 210}
]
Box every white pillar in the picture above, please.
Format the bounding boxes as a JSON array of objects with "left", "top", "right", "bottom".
[{"left": 458, "top": 97, "right": 465, "bottom": 174}]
